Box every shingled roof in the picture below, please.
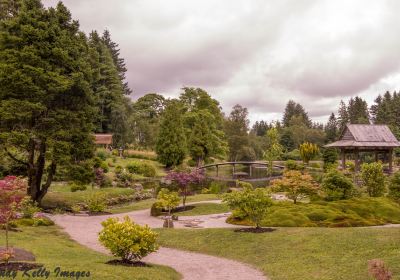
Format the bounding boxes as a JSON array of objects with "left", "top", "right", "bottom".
[{"left": 325, "top": 124, "right": 400, "bottom": 148}]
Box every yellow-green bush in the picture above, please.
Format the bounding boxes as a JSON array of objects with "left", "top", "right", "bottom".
[{"left": 99, "top": 216, "right": 159, "bottom": 262}]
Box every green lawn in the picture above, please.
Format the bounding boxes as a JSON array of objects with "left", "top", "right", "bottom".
[
  {"left": 7, "top": 226, "right": 180, "bottom": 280},
  {"left": 42, "top": 183, "right": 135, "bottom": 209},
  {"left": 157, "top": 227, "right": 400, "bottom": 280},
  {"left": 108, "top": 194, "right": 221, "bottom": 214},
  {"left": 175, "top": 203, "right": 229, "bottom": 216}
]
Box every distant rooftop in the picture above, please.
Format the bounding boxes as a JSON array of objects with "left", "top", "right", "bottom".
[
  {"left": 94, "top": 134, "right": 113, "bottom": 145},
  {"left": 325, "top": 124, "right": 400, "bottom": 148}
]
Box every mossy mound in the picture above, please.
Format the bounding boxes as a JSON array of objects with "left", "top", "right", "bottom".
[{"left": 227, "top": 197, "right": 400, "bottom": 227}]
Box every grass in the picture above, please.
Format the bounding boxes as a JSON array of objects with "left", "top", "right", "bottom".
[
  {"left": 157, "top": 227, "right": 400, "bottom": 280},
  {"left": 228, "top": 197, "right": 400, "bottom": 227},
  {"left": 175, "top": 203, "right": 229, "bottom": 216},
  {"left": 108, "top": 194, "right": 220, "bottom": 214},
  {"left": 41, "top": 183, "right": 135, "bottom": 209},
  {"left": 7, "top": 226, "right": 180, "bottom": 280}
]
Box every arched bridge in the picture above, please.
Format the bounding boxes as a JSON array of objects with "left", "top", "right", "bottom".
[{"left": 198, "top": 161, "right": 284, "bottom": 182}]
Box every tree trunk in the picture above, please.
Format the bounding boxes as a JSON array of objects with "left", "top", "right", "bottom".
[{"left": 36, "top": 161, "right": 57, "bottom": 205}]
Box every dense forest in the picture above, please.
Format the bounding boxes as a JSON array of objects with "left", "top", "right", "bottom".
[{"left": 1, "top": 0, "right": 400, "bottom": 201}]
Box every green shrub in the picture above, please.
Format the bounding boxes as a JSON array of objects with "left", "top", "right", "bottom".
[
  {"left": 19, "top": 197, "right": 40, "bottom": 218},
  {"left": 67, "top": 162, "right": 94, "bottom": 184},
  {"left": 15, "top": 217, "right": 54, "bottom": 227},
  {"left": 389, "top": 171, "right": 400, "bottom": 201},
  {"left": 361, "top": 162, "right": 386, "bottom": 197},
  {"left": 126, "top": 161, "right": 156, "bottom": 177},
  {"left": 70, "top": 183, "right": 87, "bottom": 192},
  {"left": 140, "top": 163, "right": 156, "bottom": 177},
  {"left": 281, "top": 149, "right": 301, "bottom": 160},
  {"left": 322, "top": 149, "right": 338, "bottom": 170},
  {"left": 96, "top": 150, "right": 108, "bottom": 161},
  {"left": 85, "top": 193, "right": 107, "bottom": 213},
  {"left": 223, "top": 184, "right": 272, "bottom": 228},
  {"left": 99, "top": 216, "right": 159, "bottom": 262},
  {"left": 115, "top": 165, "right": 123, "bottom": 174},
  {"left": 322, "top": 169, "right": 356, "bottom": 201},
  {"left": 150, "top": 203, "right": 162, "bottom": 217},
  {"left": 309, "top": 162, "right": 321, "bottom": 169},
  {"left": 299, "top": 142, "right": 319, "bottom": 164},
  {"left": 285, "top": 160, "right": 298, "bottom": 170},
  {"left": 100, "top": 161, "right": 109, "bottom": 173}
]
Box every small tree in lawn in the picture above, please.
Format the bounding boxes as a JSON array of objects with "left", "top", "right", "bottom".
[
  {"left": 271, "top": 170, "right": 319, "bottom": 204},
  {"left": 99, "top": 216, "right": 158, "bottom": 264},
  {"left": 361, "top": 162, "right": 386, "bottom": 197},
  {"left": 299, "top": 142, "right": 319, "bottom": 165},
  {"left": 223, "top": 182, "right": 272, "bottom": 229},
  {"left": 165, "top": 169, "right": 205, "bottom": 209},
  {"left": 155, "top": 188, "right": 180, "bottom": 216},
  {"left": 0, "top": 176, "right": 26, "bottom": 264}
]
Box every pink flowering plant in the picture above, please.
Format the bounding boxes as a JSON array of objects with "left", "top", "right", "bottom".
[
  {"left": 0, "top": 176, "right": 27, "bottom": 263},
  {"left": 165, "top": 169, "right": 205, "bottom": 208}
]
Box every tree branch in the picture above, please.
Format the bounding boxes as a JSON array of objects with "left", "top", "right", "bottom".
[{"left": 4, "top": 147, "right": 28, "bottom": 166}]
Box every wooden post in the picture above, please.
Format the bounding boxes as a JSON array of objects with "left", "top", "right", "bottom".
[
  {"left": 232, "top": 163, "right": 236, "bottom": 177},
  {"left": 216, "top": 165, "right": 219, "bottom": 177},
  {"left": 341, "top": 149, "right": 346, "bottom": 170},
  {"left": 354, "top": 149, "right": 359, "bottom": 172},
  {"left": 389, "top": 149, "right": 393, "bottom": 173},
  {"left": 375, "top": 150, "right": 379, "bottom": 162},
  {"left": 249, "top": 164, "right": 252, "bottom": 177}
]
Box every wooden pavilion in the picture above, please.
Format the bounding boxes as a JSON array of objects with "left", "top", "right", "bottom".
[{"left": 324, "top": 124, "right": 400, "bottom": 173}]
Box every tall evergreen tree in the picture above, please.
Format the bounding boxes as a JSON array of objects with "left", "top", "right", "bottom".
[
  {"left": 156, "top": 101, "right": 186, "bottom": 168},
  {"left": 224, "top": 104, "right": 251, "bottom": 161},
  {"left": 101, "top": 29, "right": 132, "bottom": 96},
  {"left": 325, "top": 113, "right": 338, "bottom": 142},
  {"left": 337, "top": 100, "right": 348, "bottom": 133},
  {"left": 89, "top": 31, "right": 128, "bottom": 147},
  {"left": 347, "top": 96, "right": 369, "bottom": 124},
  {"left": 0, "top": 0, "right": 95, "bottom": 203},
  {"left": 282, "top": 100, "right": 312, "bottom": 127}
]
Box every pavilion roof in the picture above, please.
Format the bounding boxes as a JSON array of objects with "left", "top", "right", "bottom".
[{"left": 324, "top": 124, "right": 400, "bottom": 148}]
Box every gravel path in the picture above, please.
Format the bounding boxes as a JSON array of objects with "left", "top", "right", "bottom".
[{"left": 51, "top": 201, "right": 267, "bottom": 280}]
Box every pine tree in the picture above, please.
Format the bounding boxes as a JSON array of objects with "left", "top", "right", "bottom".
[
  {"left": 156, "top": 101, "right": 186, "bottom": 168},
  {"left": 337, "top": 100, "right": 348, "bottom": 133},
  {"left": 89, "top": 31, "right": 129, "bottom": 146},
  {"left": 101, "top": 29, "right": 132, "bottom": 96},
  {"left": 0, "top": 0, "right": 95, "bottom": 204},
  {"left": 325, "top": 113, "right": 338, "bottom": 142},
  {"left": 282, "top": 100, "right": 312, "bottom": 127},
  {"left": 347, "top": 96, "right": 369, "bottom": 124}
]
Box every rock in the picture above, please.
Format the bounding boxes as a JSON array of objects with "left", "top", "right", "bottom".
[{"left": 133, "top": 183, "right": 144, "bottom": 191}]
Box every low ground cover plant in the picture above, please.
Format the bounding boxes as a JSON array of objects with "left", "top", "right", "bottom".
[{"left": 227, "top": 197, "right": 400, "bottom": 227}]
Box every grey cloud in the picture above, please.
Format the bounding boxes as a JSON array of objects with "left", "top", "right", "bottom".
[{"left": 43, "top": 0, "right": 400, "bottom": 123}]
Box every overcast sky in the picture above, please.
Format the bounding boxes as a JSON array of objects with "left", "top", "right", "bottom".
[{"left": 44, "top": 0, "right": 400, "bottom": 124}]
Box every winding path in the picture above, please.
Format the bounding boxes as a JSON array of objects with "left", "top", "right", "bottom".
[{"left": 51, "top": 201, "right": 267, "bottom": 280}]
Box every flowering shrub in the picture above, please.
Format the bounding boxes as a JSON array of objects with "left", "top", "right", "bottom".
[
  {"left": 19, "top": 197, "right": 40, "bottom": 218},
  {"left": 165, "top": 169, "right": 205, "bottom": 207},
  {"left": 99, "top": 216, "right": 159, "bottom": 262}
]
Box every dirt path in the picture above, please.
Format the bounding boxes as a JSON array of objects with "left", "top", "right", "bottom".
[{"left": 51, "top": 201, "right": 267, "bottom": 280}]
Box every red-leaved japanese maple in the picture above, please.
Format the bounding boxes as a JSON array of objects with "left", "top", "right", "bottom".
[
  {"left": 0, "top": 176, "right": 26, "bottom": 262},
  {"left": 165, "top": 169, "right": 205, "bottom": 208}
]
